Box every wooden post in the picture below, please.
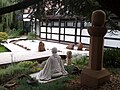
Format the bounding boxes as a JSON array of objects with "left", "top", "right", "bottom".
[
  {"left": 39, "top": 20, "right": 41, "bottom": 38},
  {"left": 74, "top": 17, "right": 78, "bottom": 44},
  {"left": 79, "top": 19, "right": 84, "bottom": 42},
  {"left": 63, "top": 21, "right": 66, "bottom": 41},
  {"left": 50, "top": 21, "right": 53, "bottom": 39},
  {"left": 45, "top": 19, "right": 48, "bottom": 41},
  {"left": 80, "top": 10, "right": 110, "bottom": 87},
  {"left": 58, "top": 18, "right": 61, "bottom": 42},
  {"left": 35, "top": 18, "right": 37, "bottom": 38}
]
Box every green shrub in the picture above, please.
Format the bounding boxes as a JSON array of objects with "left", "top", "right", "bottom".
[
  {"left": 72, "top": 54, "right": 88, "bottom": 70},
  {"left": 0, "top": 61, "right": 39, "bottom": 84},
  {"left": 17, "top": 61, "right": 37, "bottom": 68},
  {"left": 8, "top": 28, "right": 23, "bottom": 38},
  {"left": 27, "top": 32, "right": 36, "bottom": 41},
  {"left": 65, "top": 65, "right": 75, "bottom": 74},
  {"left": 103, "top": 48, "right": 120, "bottom": 68},
  {"left": 0, "top": 32, "right": 8, "bottom": 42}
]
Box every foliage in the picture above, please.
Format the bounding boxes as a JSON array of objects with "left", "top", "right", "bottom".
[
  {"left": 4, "top": 64, "right": 75, "bottom": 90},
  {"left": 0, "top": 86, "right": 5, "bottom": 90},
  {"left": 107, "top": 68, "right": 120, "bottom": 75},
  {"left": 72, "top": 54, "right": 88, "bottom": 70},
  {"left": 0, "top": 0, "right": 23, "bottom": 32},
  {"left": 0, "top": 66, "right": 120, "bottom": 90},
  {"left": 27, "top": 32, "right": 36, "bottom": 41},
  {"left": 0, "top": 23, "right": 4, "bottom": 32},
  {"left": 0, "top": 61, "right": 39, "bottom": 85},
  {"left": 16, "top": 61, "right": 37, "bottom": 68},
  {"left": 0, "top": 32, "right": 8, "bottom": 42},
  {"left": 64, "top": 65, "right": 75, "bottom": 75},
  {"left": 103, "top": 48, "right": 120, "bottom": 68},
  {"left": 15, "top": 75, "right": 72, "bottom": 90},
  {"left": 0, "top": 60, "right": 75, "bottom": 90},
  {"left": 8, "top": 28, "right": 23, "bottom": 38}
]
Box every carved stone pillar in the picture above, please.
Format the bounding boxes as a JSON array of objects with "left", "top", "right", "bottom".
[{"left": 80, "top": 10, "right": 110, "bottom": 87}]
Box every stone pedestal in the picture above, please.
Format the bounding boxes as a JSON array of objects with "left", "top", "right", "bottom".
[
  {"left": 81, "top": 68, "right": 110, "bottom": 87},
  {"left": 80, "top": 10, "right": 110, "bottom": 87}
]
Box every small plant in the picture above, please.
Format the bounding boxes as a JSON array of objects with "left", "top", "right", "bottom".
[
  {"left": 103, "top": 48, "right": 120, "bottom": 68},
  {"left": 72, "top": 54, "right": 88, "bottom": 70},
  {"left": 27, "top": 32, "right": 36, "bottom": 41},
  {"left": 0, "top": 32, "right": 8, "bottom": 43}
]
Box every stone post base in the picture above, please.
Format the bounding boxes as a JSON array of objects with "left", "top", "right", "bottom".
[{"left": 80, "top": 67, "right": 110, "bottom": 87}]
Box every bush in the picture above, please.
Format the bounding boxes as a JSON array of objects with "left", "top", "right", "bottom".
[
  {"left": 8, "top": 28, "right": 23, "bottom": 38},
  {"left": 72, "top": 54, "right": 88, "bottom": 70},
  {"left": 0, "top": 61, "right": 39, "bottom": 84},
  {"left": 17, "top": 61, "right": 37, "bottom": 68},
  {"left": 0, "top": 32, "right": 8, "bottom": 42},
  {"left": 103, "top": 48, "right": 120, "bottom": 68},
  {"left": 27, "top": 32, "right": 36, "bottom": 41}
]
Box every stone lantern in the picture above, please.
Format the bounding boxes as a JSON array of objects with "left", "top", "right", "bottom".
[{"left": 80, "top": 10, "right": 110, "bottom": 87}]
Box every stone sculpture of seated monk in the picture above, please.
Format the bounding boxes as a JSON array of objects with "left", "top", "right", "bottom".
[
  {"left": 38, "top": 39, "right": 46, "bottom": 52},
  {"left": 36, "top": 47, "right": 68, "bottom": 81}
]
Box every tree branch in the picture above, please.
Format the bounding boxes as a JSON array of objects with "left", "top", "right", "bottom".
[{"left": 0, "top": 0, "right": 40, "bottom": 15}]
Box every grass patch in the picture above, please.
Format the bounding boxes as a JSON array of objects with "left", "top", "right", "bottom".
[
  {"left": 0, "top": 61, "right": 76, "bottom": 90},
  {"left": 25, "top": 65, "right": 74, "bottom": 90},
  {"left": 0, "top": 45, "right": 9, "bottom": 52},
  {"left": 16, "top": 75, "right": 73, "bottom": 90}
]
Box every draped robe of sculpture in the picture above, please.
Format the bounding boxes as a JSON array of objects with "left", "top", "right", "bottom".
[{"left": 36, "top": 48, "right": 68, "bottom": 80}]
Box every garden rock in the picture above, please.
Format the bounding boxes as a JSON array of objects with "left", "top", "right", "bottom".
[{"left": 66, "top": 44, "right": 74, "bottom": 50}]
